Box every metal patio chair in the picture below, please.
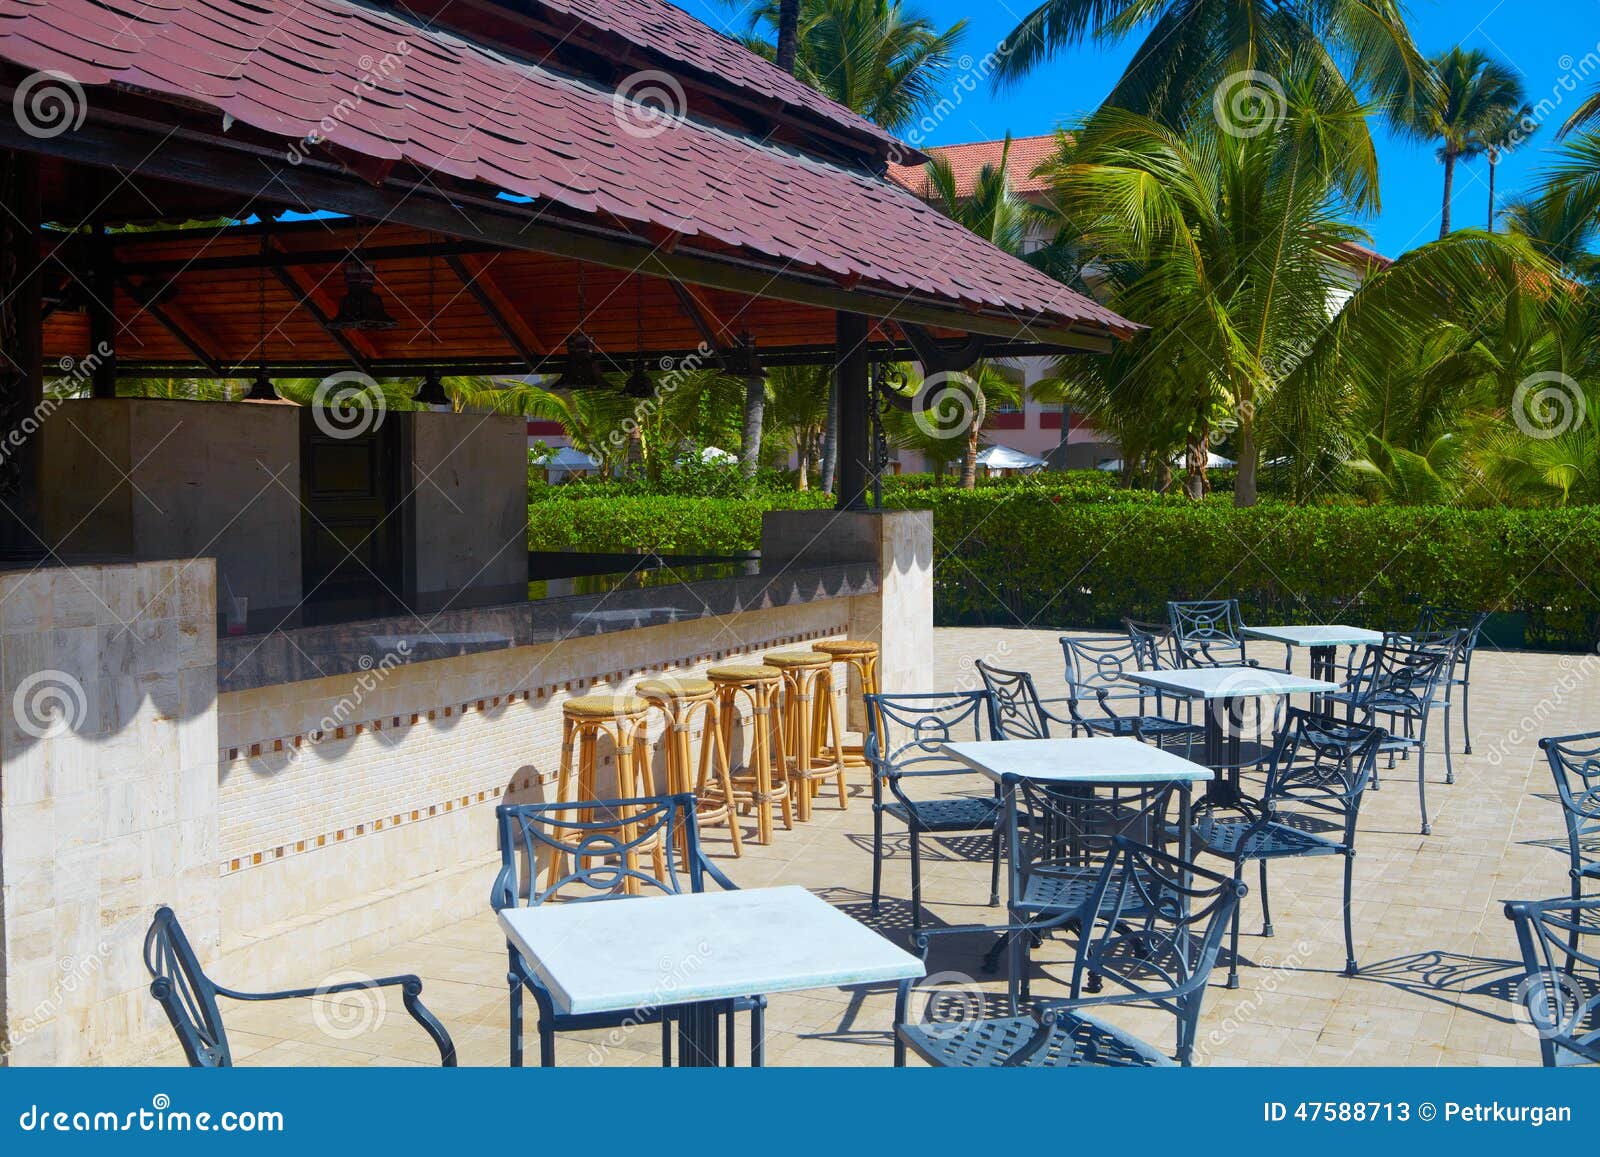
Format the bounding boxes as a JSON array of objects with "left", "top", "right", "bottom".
[
  {"left": 1192, "top": 709, "right": 1385, "bottom": 988},
  {"left": 1167, "top": 598, "right": 1285, "bottom": 670},
  {"left": 864, "top": 690, "right": 1004, "bottom": 930},
  {"left": 1058, "top": 635, "right": 1204, "bottom": 752},
  {"left": 1414, "top": 605, "right": 1491, "bottom": 754},
  {"left": 1538, "top": 732, "right": 1600, "bottom": 913},
  {"left": 144, "top": 906, "right": 456, "bottom": 1066},
  {"left": 1504, "top": 896, "right": 1600, "bottom": 1066},
  {"left": 1322, "top": 640, "right": 1450, "bottom": 835},
  {"left": 895, "top": 837, "right": 1245, "bottom": 1068},
  {"left": 490, "top": 793, "right": 764, "bottom": 1066},
  {"left": 996, "top": 771, "right": 1192, "bottom": 1005},
  {"left": 1123, "top": 617, "right": 1178, "bottom": 672},
  {"left": 973, "top": 659, "right": 1071, "bottom": 740}
]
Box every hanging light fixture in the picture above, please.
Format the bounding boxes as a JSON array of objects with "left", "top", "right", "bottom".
[
  {"left": 554, "top": 265, "right": 605, "bottom": 389},
  {"left": 245, "top": 235, "right": 277, "bottom": 400},
  {"left": 327, "top": 256, "right": 397, "bottom": 331},
  {"left": 620, "top": 274, "right": 654, "bottom": 400},
  {"left": 725, "top": 330, "right": 763, "bottom": 379},
  {"left": 413, "top": 243, "right": 450, "bottom": 406}
]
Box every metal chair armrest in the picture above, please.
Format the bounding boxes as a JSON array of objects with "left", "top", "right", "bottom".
[{"left": 212, "top": 974, "right": 457, "bottom": 1065}]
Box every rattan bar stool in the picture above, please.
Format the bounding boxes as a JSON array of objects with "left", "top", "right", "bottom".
[
  {"left": 638, "top": 675, "right": 743, "bottom": 858},
  {"left": 549, "top": 691, "right": 659, "bottom": 893},
  {"left": 813, "top": 639, "right": 880, "bottom": 769},
  {"left": 763, "top": 649, "right": 848, "bottom": 822},
  {"left": 706, "top": 664, "right": 794, "bottom": 845}
]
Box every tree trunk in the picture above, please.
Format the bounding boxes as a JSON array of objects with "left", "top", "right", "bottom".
[
  {"left": 776, "top": 0, "right": 799, "bottom": 74},
  {"left": 960, "top": 423, "right": 979, "bottom": 489},
  {"left": 1156, "top": 458, "right": 1173, "bottom": 494},
  {"left": 820, "top": 374, "right": 838, "bottom": 493},
  {"left": 1487, "top": 153, "right": 1498, "bottom": 231},
  {"left": 1183, "top": 435, "right": 1207, "bottom": 500},
  {"left": 1233, "top": 419, "right": 1258, "bottom": 507},
  {"left": 1440, "top": 151, "right": 1456, "bottom": 239},
  {"left": 739, "top": 373, "right": 765, "bottom": 480}
]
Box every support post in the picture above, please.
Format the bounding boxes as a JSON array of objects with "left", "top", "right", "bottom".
[
  {"left": 0, "top": 149, "right": 44, "bottom": 557},
  {"left": 88, "top": 227, "right": 117, "bottom": 397},
  {"left": 835, "top": 310, "right": 870, "bottom": 511}
]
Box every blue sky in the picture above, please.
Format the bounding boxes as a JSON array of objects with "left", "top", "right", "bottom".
[{"left": 674, "top": 0, "right": 1600, "bottom": 258}]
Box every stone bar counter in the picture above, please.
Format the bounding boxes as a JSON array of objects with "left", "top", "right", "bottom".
[{"left": 0, "top": 509, "right": 932, "bottom": 1063}]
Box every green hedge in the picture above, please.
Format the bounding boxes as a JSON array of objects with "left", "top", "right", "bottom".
[{"left": 527, "top": 487, "right": 1600, "bottom": 648}]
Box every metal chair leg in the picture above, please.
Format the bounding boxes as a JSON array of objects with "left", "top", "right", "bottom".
[
  {"left": 909, "top": 826, "right": 923, "bottom": 930},
  {"left": 1259, "top": 859, "right": 1274, "bottom": 937},
  {"left": 1417, "top": 743, "right": 1432, "bottom": 836},
  {"left": 1342, "top": 853, "right": 1359, "bottom": 977},
  {"left": 1226, "top": 861, "right": 1243, "bottom": 989}
]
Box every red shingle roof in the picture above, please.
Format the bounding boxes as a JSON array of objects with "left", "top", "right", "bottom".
[
  {"left": 511, "top": 0, "right": 907, "bottom": 156},
  {"left": 0, "top": 0, "right": 1134, "bottom": 338},
  {"left": 888, "top": 134, "right": 1062, "bottom": 200}
]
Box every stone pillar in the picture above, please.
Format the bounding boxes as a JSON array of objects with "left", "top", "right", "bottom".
[
  {"left": 0, "top": 559, "right": 218, "bottom": 1064},
  {"left": 761, "top": 508, "right": 934, "bottom": 716}
]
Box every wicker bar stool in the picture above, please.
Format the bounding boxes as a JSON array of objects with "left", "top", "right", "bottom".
[
  {"left": 549, "top": 692, "right": 660, "bottom": 893},
  {"left": 814, "top": 639, "right": 880, "bottom": 769},
  {"left": 637, "top": 676, "right": 743, "bottom": 858},
  {"left": 706, "top": 664, "right": 794, "bottom": 845},
  {"left": 763, "top": 649, "right": 848, "bottom": 822}
]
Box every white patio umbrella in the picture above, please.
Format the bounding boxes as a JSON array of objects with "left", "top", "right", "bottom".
[{"left": 975, "top": 444, "right": 1047, "bottom": 471}]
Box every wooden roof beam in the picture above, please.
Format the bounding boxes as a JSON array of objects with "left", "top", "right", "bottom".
[{"left": 444, "top": 253, "right": 546, "bottom": 370}]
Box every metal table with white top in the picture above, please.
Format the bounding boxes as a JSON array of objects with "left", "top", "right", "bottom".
[
  {"left": 1124, "top": 666, "right": 1339, "bottom": 800},
  {"left": 497, "top": 884, "right": 923, "bottom": 1066},
  {"left": 1241, "top": 624, "right": 1384, "bottom": 690}
]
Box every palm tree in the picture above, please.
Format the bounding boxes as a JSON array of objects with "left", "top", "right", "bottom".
[
  {"left": 764, "top": 365, "right": 831, "bottom": 487},
  {"left": 1396, "top": 47, "right": 1528, "bottom": 238},
  {"left": 920, "top": 135, "right": 1051, "bottom": 487},
  {"left": 1486, "top": 100, "right": 1531, "bottom": 230},
  {"left": 739, "top": 0, "right": 966, "bottom": 132},
  {"left": 991, "top": 0, "right": 1426, "bottom": 209},
  {"left": 1040, "top": 81, "right": 1374, "bottom": 506}
]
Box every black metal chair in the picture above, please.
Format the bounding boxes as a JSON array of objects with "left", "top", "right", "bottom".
[
  {"left": 864, "top": 690, "right": 1004, "bottom": 930},
  {"left": 1058, "top": 635, "right": 1204, "bottom": 752},
  {"left": 1504, "top": 896, "right": 1600, "bottom": 1066},
  {"left": 895, "top": 837, "right": 1245, "bottom": 1068},
  {"left": 1123, "top": 617, "right": 1178, "bottom": 671},
  {"left": 1415, "top": 605, "right": 1490, "bottom": 754},
  {"left": 997, "top": 771, "right": 1191, "bottom": 1005},
  {"left": 143, "top": 906, "right": 456, "bottom": 1066},
  {"left": 490, "top": 792, "right": 764, "bottom": 1066},
  {"left": 1323, "top": 641, "right": 1450, "bottom": 834},
  {"left": 1538, "top": 732, "right": 1600, "bottom": 914},
  {"left": 1192, "top": 709, "right": 1385, "bottom": 988},
  {"left": 974, "top": 659, "right": 1071, "bottom": 740},
  {"left": 1167, "top": 598, "right": 1282, "bottom": 669},
  {"left": 1386, "top": 626, "right": 1470, "bottom": 781}
]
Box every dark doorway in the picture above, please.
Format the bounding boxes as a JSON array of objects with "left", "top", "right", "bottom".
[{"left": 299, "top": 410, "right": 406, "bottom": 614}]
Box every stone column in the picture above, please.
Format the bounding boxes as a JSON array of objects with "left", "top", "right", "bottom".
[
  {"left": 0, "top": 560, "right": 218, "bottom": 1064},
  {"left": 761, "top": 508, "right": 934, "bottom": 720}
]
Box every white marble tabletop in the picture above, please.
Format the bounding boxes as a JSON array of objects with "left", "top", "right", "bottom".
[
  {"left": 497, "top": 885, "right": 923, "bottom": 1015},
  {"left": 1125, "top": 666, "right": 1339, "bottom": 700},
  {"left": 1242, "top": 624, "right": 1384, "bottom": 648},
  {"left": 940, "top": 737, "right": 1214, "bottom": 785}
]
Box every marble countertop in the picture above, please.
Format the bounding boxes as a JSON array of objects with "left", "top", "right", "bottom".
[
  {"left": 941, "top": 737, "right": 1214, "bottom": 784},
  {"left": 1243, "top": 625, "right": 1385, "bottom": 647},
  {"left": 497, "top": 886, "right": 923, "bottom": 1015},
  {"left": 217, "top": 562, "right": 877, "bottom": 693},
  {"left": 1125, "top": 665, "right": 1339, "bottom": 699}
]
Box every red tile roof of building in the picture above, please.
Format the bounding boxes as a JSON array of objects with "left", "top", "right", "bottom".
[
  {"left": 0, "top": 0, "right": 1133, "bottom": 339},
  {"left": 888, "top": 134, "right": 1062, "bottom": 200}
]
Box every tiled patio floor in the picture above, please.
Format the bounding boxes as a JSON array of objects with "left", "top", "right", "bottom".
[{"left": 169, "top": 628, "right": 1597, "bottom": 1067}]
